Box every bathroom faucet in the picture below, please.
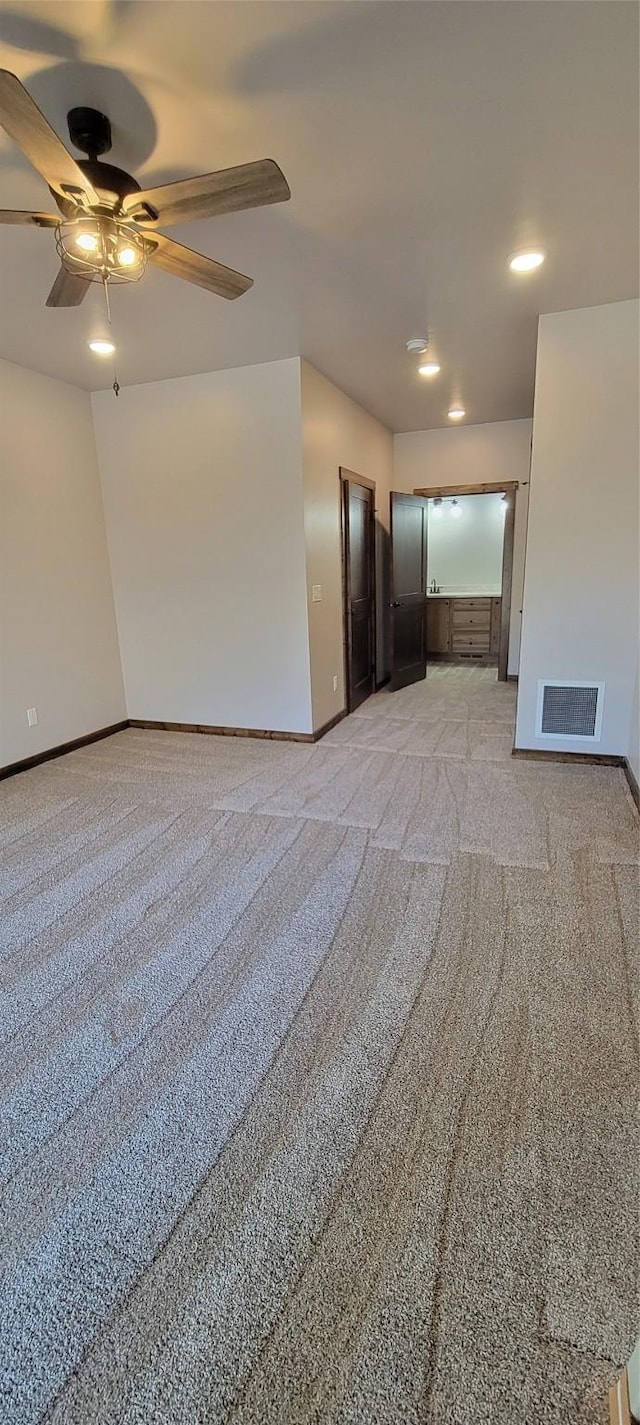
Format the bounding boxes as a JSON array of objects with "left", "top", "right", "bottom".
[{"left": 430, "top": 577, "right": 437, "bottom": 593}]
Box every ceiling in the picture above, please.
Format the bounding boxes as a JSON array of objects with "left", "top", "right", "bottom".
[{"left": 0, "top": 0, "right": 638, "bottom": 431}]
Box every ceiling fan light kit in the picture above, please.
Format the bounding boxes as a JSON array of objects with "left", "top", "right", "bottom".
[
  {"left": 0, "top": 70, "right": 291, "bottom": 316},
  {"left": 55, "top": 214, "right": 148, "bottom": 286}
]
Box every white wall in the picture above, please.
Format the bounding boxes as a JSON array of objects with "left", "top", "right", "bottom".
[
  {"left": 92, "top": 359, "right": 313, "bottom": 734},
  {"left": 427, "top": 492, "right": 505, "bottom": 595},
  {"left": 516, "top": 299, "right": 639, "bottom": 755},
  {"left": 394, "top": 419, "right": 531, "bottom": 674},
  {"left": 0, "top": 360, "right": 125, "bottom": 767},
  {"left": 301, "top": 362, "right": 394, "bottom": 728}
]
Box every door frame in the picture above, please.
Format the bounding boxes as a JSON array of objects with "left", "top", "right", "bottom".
[
  {"left": 411, "top": 480, "right": 518, "bottom": 681},
  {"left": 339, "top": 467, "right": 376, "bottom": 712}
]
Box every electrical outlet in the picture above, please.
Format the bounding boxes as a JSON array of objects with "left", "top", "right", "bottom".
[
  {"left": 26, "top": 707, "right": 38, "bottom": 727},
  {"left": 312, "top": 584, "right": 322, "bottom": 603},
  {"left": 333, "top": 675, "right": 338, "bottom": 693}
]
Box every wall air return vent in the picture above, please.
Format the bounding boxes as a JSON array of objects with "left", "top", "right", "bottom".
[{"left": 536, "top": 680, "right": 604, "bottom": 741}]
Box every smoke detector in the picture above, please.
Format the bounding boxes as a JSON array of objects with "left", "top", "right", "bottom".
[{"left": 406, "top": 337, "right": 428, "bottom": 354}]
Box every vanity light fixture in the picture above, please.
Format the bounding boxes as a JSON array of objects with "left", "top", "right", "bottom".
[
  {"left": 509, "top": 250, "right": 545, "bottom": 273},
  {"left": 450, "top": 499, "right": 462, "bottom": 518},
  {"left": 448, "top": 405, "right": 465, "bottom": 421},
  {"left": 431, "top": 497, "right": 444, "bottom": 519}
]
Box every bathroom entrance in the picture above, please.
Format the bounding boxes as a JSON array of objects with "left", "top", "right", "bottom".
[{"left": 413, "top": 481, "right": 517, "bottom": 681}]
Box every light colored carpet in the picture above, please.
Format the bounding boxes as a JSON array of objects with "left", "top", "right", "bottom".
[{"left": 0, "top": 669, "right": 638, "bottom": 1424}]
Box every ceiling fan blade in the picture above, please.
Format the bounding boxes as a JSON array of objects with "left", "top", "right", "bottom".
[
  {"left": 45, "top": 265, "right": 89, "bottom": 307},
  {"left": 146, "top": 233, "right": 253, "bottom": 300},
  {"left": 123, "top": 159, "right": 290, "bottom": 227},
  {"left": 0, "top": 70, "right": 98, "bottom": 206},
  {"left": 0, "top": 208, "right": 60, "bottom": 227}
]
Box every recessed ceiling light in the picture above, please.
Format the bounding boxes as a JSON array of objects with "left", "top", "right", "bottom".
[
  {"left": 76, "top": 231, "right": 98, "bottom": 252},
  {"left": 509, "top": 250, "right": 545, "bottom": 273},
  {"left": 117, "top": 246, "right": 138, "bottom": 267},
  {"left": 448, "top": 405, "right": 465, "bottom": 420},
  {"left": 88, "top": 339, "right": 115, "bottom": 356},
  {"left": 418, "top": 361, "right": 441, "bottom": 377}
]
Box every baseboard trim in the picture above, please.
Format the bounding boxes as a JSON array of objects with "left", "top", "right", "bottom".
[
  {"left": 130, "top": 714, "right": 347, "bottom": 744},
  {"left": 3, "top": 717, "right": 630, "bottom": 784},
  {"left": 375, "top": 674, "right": 390, "bottom": 693},
  {"left": 512, "top": 746, "right": 625, "bottom": 767},
  {"left": 129, "top": 718, "right": 320, "bottom": 744},
  {"left": 1, "top": 713, "right": 348, "bottom": 776},
  {"left": 130, "top": 716, "right": 348, "bottom": 745},
  {"left": 313, "top": 709, "right": 347, "bottom": 741},
  {"left": 624, "top": 758, "right": 640, "bottom": 813},
  {"left": 427, "top": 653, "right": 498, "bottom": 667},
  {"left": 507, "top": 673, "right": 518, "bottom": 683},
  {"left": 609, "top": 1368, "right": 632, "bottom": 1425},
  {"left": 0, "top": 721, "right": 130, "bottom": 782}
]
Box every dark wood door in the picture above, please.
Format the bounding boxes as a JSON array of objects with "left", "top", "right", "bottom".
[
  {"left": 342, "top": 474, "right": 375, "bottom": 711},
  {"left": 389, "top": 492, "right": 428, "bottom": 691}
]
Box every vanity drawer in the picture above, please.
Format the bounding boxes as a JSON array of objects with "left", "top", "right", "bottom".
[
  {"left": 452, "top": 610, "right": 491, "bottom": 632},
  {"left": 453, "top": 597, "right": 491, "bottom": 611},
  {"left": 452, "top": 632, "right": 490, "bottom": 652}
]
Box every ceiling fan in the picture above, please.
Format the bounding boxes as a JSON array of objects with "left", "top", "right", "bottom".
[{"left": 0, "top": 69, "right": 291, "bottom": 307}]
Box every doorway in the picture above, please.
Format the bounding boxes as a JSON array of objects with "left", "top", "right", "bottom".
[
  {"left": 340, "top": 468, "right": 376, "bottom": 711},
  {"left": 412, "top": 481, "right": 517, "bottom": 682}
]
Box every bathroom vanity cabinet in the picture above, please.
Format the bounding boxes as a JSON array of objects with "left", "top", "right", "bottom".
[{"left": 426, "top": 596, "right": 502, "bottom": 661}]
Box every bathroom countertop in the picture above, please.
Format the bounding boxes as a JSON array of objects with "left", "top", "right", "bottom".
[{"left": 426, "top": 591, "right": 501, "bottom": 599}]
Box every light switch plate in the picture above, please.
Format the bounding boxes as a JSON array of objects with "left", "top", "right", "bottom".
[
  {"left": 312, "top": 585, "right": 322, "bottom": 602},
  {"left": 26, "top": 707, "right": 38, "bottom": 727}
]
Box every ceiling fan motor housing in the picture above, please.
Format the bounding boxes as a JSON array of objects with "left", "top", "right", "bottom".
[
  {"left": 79, "top": 158, "right": 142, "bottom": 204},
  {"left": 67, "top": 106, "right": 112, "bottom": 159}
]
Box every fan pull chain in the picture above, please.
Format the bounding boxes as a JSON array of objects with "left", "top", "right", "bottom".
[
  {"left": 101, "top": 275, "right": 120, "bottom": 396},
  {"left": 102, "top": 274, "right": 112, "bottom": 326}
]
